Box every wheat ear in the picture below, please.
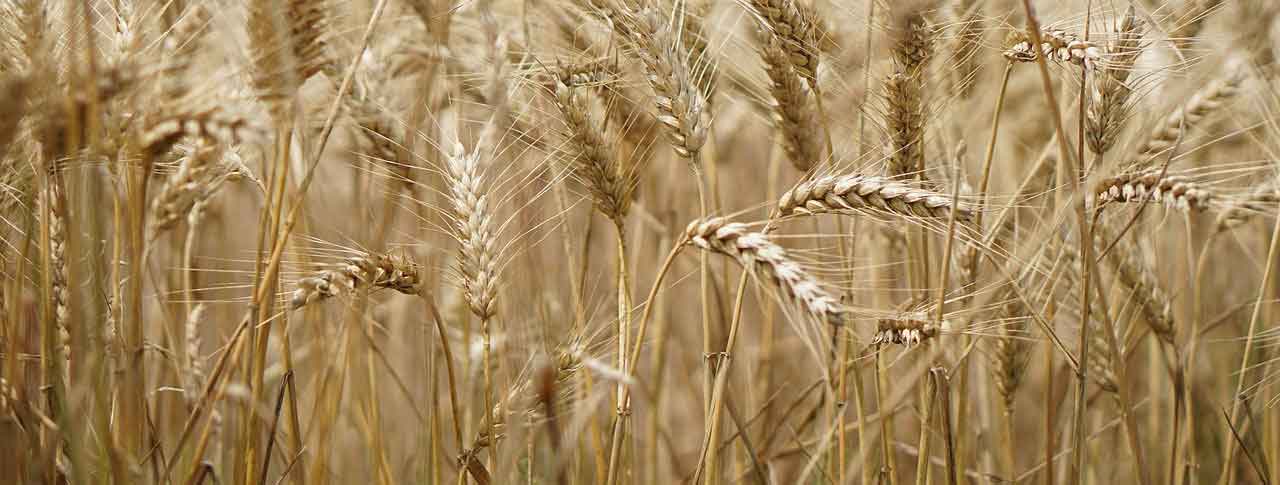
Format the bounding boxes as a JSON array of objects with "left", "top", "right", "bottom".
[
  {"left": 758, "top": 28, "right": 822, "bottom": 171},
  {"left": 685, "top": 217, "right": 849, "bottom": 325},
  {"left": 1086, "top": 6, "right": 1144, "bottom": 155},
  {"left": 883, "top": 2, "right": 934, "bottom": 176},
  {"left": 1215, "top": 180, "right": 1280, "bottom": 232},
  {"left": 1003, "top": 28, "right": 1103, "bottom": 68},
  {"left": 628, "top": 8, "right": 712, "bottom": 159},
  {"left": 552, "top": 75, "right": 634, "bottom": 225},
  {"left": 1093, "top": 168, "right": 1213, "bottom": 211},
  {"left": 288, "top": 252, "right": 423, "bottom": 310},
  {"left": 1134, "top": 60, "right": 1246, "bottom": 163},
  {"left": 746, "top": 0, "right": 821, "bottom": 86},
  {"left": 778, "top": 173, "right": 974, "bottom": 222}
]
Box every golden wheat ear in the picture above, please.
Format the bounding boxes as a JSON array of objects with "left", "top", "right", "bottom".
[
  {"left": 685, "top": 217, "right": 850, "bottom": 326},
  {"left": 289, "top": 252, "right": 423, "bottom": 310},
  {"left": 247, "top": 0, "right": 331, "bottom": 119}
]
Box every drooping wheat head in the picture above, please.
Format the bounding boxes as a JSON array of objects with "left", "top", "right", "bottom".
[
  {"left": 685, "top": 217, "right": 849, "bottom": 326},
  {"left": 288, "top": 252, "right": 423, "bottom": 310}
]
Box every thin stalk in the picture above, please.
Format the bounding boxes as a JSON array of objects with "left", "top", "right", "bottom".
[
  {"left": 609, "top": 242, "right": 685, "bottom": 484},
  {"left": 1218, "top": 189, "right": 1280, "bottom": 483},
  {"left": 1016, "top": 2, "right": 1093, "bottom": 481},
  {"left": 605, "top": 221, "right": 632, "bottom": 485},
  {"left": 853, "top": 344, "right": 872, "bottom": 485},
  {"left": 878, "top": 347, "right": 898, "bottom": 485},
  {"left": 697, "top": 265, "right": 750, "bottom": 485},
  {"left": 914, "top": 374, "right": 936, "bottom": 485}
]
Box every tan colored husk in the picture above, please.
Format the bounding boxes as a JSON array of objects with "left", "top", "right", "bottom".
[
  {"left": 1215, "top": 180, "right": 1280, "bottom": 232},
  {"left": 445, "top": 141, "right": 500, "bottom": 320},
  {"left": 1133, "top": 59, "right": 1246, "bottom": 164}
]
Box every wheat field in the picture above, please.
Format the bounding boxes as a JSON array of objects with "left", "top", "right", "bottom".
[{"left": 2, "top": 0, "right": 1279, "bottom": 483}]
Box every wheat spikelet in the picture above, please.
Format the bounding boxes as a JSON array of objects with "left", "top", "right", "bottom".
[
  {"left": 445, "top": 141, "right": 500, "bottom": 320},
  {"left": 882, "top": 71, "right": 926, "bottom": 176},
  {"left": 42, "top": 163, "right": 69, "bottom": 373},
  {"left": 1094, "top": 168, "right": 1213, "bottom": 211},
  {"left": 1003, "top": 28, "right": 1102, "bottom": 68},
  {"left": 685, "top": 217, "right": 849, "bottom": 325},
  {"left": 549, "top": 58, "right": 620, "bottom": 89},
  {"left": 1088, "top": 308, "right": 1120, "bottom": 394},
  {"left": 882, "top": 2, "right": 934, "bottom": 176},
  {"left": 777, "top": 173, "right": 973, "bottom": 221},
  {"left": 874, "top": 313, "right": 947, "bottom": 346},
  {"left": 1086, "top": 7, "right": 1144, "bottom": 155},
  {"left": 289, "top": 252, "right": 423, "bottom": 310},
  {"left": 1169, "top": 0, "right": 1225, "bottom": 50},
  {"left": 184, "top": 303, "right": 207, "bottom": 400},
  {"left": 139, "top": 102, "right": 263, "bottom": 158},
  {"left": 889, "top": 1, "right": 934, "bottom": 77},
  {"left": 758, "top": 29, "right": 821, "bottom": 171},
  {"left": 678, "top": 0, "right": 718, "bottom": 104}
]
